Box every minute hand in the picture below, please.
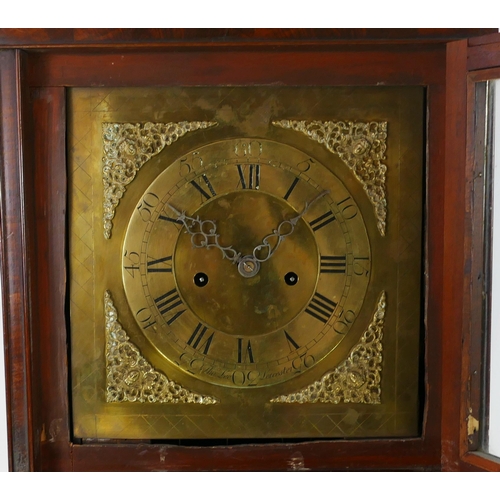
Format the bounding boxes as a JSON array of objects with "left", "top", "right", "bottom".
[{"left": 252, "top": 190, "right": 329, "bottom": 263}]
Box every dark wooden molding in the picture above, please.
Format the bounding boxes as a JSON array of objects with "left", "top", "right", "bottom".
[
  {"left": 0, "top": 28, "right": 496, "bottom": 49},
  {"left": 0, "top": 49, "right": 35, "bottom": 471},
  {"left": 31, "top": 87, "right": 72, "bottom": 472},
  {"left": 25, "top": 47, "right": 447, "bottom": 88},
  {"left": 424, "top": 83, "right": 448, "bottom": 460},
  {"left": 71, "top": 438, "right": 439, "bottom": 472},
  {"left": 441, "top": 38, "right": 469, "bottom": 472},
  {"left": 468, "top": 42, "right": 500, "bottom": 71}
]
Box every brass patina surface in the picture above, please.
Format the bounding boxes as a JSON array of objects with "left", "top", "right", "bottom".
[
  {"left": 173, "top": 190, "right": 320, "bottom": 337},
  {"left": 69, "top": 86, "right": 424, "bottom": 439}
]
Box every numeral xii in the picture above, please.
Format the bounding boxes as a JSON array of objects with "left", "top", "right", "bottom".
[{"left": 237, "top": 164, "right": 260, "bottom": 190}]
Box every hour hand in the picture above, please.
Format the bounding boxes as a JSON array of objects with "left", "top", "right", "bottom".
[{"left": 167, "top": 204, "right": 242, "bottom": 264}]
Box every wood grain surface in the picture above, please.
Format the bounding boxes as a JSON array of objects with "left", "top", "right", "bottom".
[{"left": 0, "top": 28, "right": 496, "bottom": 48}]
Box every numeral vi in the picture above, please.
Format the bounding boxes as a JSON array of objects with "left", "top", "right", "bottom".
[{"left": 237, "top": 338, "right": 255, "bottom": 364}]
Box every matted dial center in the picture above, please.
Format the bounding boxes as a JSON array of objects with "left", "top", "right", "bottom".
[{"left": 174, "top": 191, "right": 319, "bottom": 337}]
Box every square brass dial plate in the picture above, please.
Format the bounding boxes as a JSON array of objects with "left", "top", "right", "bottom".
[{"left": 69, "top": 86, "right": 424, "bottom": 440}]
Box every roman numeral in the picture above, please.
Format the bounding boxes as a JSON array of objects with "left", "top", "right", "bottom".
[
  {"left": 237, "top": 164, "right": 260, "bottom": 190},
  {"left": 187, "top": 323, "right": 214, "bottom": 355},
  {"left": 284, "top": 331, "right": 300, "bottom": 351},
  {"left": 309, "top": 211, "right": 336, "bottom": 232},
  {"left": 237, "top": 338, "right": 255, "bottom": 364},
  {"left": 305, "top": 292, "right": 337, "bottom": 323},
  {"left": 147, "top": 255, "right": 172, "bottom": 273},
  {"left": 154, "top": 289, "right": 186, "bottom": 325},
  {"left": 320, "top": 255, "right": 347, "bottom": 274},
  {"left": 190, "top": 174, "right": 216, "bottom": 200},
  {"left": 283, "top": 177, "right": 300, "bottom": 200}
]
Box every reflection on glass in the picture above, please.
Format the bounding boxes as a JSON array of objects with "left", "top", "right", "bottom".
[{"left": 488, "top": 79, "right": 500, "bottom": 457}]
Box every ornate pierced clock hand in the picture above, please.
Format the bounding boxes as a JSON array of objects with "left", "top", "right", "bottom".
[
  {"left": 251, "top": 190, "right": 329, "bottom": 263},
  {"left": 169, "top": 190, "right": 328, "bottom": 278},
  {"left": 167, "top": 203, "right": 242, "bottom": 264}
]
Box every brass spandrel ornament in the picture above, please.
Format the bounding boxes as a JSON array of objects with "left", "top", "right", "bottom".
[
  {"left": 104, "top": 290, "right": 218, "bottom": 405},
  {"left": 273, "top": 120, "right": 388, "bottom": 236},
  {"left": 102, "top": 121, "right": 217, "bottom": 238},
  {"left": 270, "top": 291, "right": 386, "bottom": 404},
  {"left": 70, "top": 87, "right": 424, "bottom": 440}
]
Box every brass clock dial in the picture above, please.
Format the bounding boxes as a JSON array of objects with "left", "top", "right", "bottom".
[
  {"left": 70, "top": 86, "right": 424, "bottom": 440},
  {"left": 122, "top": 139, "right": 371, "bottom": 388}
]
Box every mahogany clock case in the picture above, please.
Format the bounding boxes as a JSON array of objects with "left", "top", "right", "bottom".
[{"left": 1, "top": 28, "right": 499, "bottom": 471}]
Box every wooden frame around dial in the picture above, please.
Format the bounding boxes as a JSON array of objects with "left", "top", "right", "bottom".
[{"left": 1, "top": 28, "right": 499, "bottom": 471}]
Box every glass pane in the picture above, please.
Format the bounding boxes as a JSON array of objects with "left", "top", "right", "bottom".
[{"left": 489, "top": 79, "right": 500, "bottom": 457}]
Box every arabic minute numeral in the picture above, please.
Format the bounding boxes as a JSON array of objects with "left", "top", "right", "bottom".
[
  {"left": 353, "top": 257, "right": 370, "bottom": 277},
  {"left": 123, "top": 250, "right": 140, "bottom": 278},
  {"left": 135, "top": 308, "right": 156, "bottom": 330},
  {"left": 137, "top": 192, "right": 160, "bottom": 222},
  {"left": 292, "top": 352, "right": 316, "bottom": 371},
  {"left": 333, "top": 309, "right": 357, "bottom": 335},
  {"left": 337, "top": 196, "right": 358, "bottom": 219}
]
